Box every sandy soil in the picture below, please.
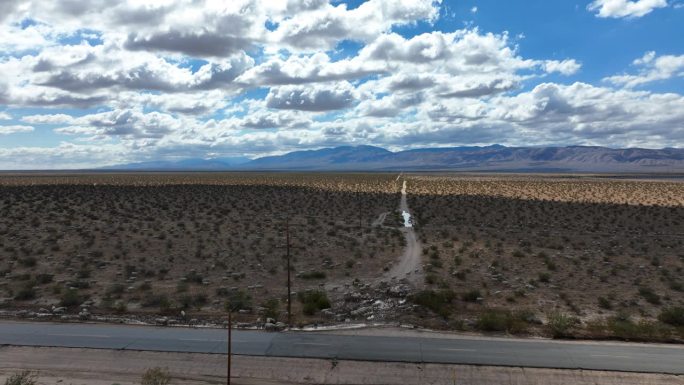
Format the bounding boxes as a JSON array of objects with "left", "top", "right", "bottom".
[{"left": 1, "top": 346, "right": 682, "bottom": 385}]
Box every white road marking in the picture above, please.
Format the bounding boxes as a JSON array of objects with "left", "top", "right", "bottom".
[
  {"left": 47, "top": 333, "right": 110, "bottom": 338},
  {"left": 439, "top": 348, "right": 476, "bottom": 352},
  {"left": 591, "top": 354, "right": 631, "bottom": 359},
  {"left": 179, "top": 338, "right": 245, "bottom": 342}
]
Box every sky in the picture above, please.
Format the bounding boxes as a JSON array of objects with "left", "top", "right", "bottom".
[{"left": 0, "top": 0, "right": 683, "bottom": 169}]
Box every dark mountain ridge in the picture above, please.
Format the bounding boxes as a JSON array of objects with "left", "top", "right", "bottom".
[{"left": 104, "top": 145, "right": 684, "bottom": 172}]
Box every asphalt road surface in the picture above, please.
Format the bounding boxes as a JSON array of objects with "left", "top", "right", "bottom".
[{"left": 1, "top": 321, "right": 683, "bottom": 374}]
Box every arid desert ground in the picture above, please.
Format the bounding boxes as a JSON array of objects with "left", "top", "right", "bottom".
[{"left": 1, "top": 172, "right": 683, "bottom": 341}]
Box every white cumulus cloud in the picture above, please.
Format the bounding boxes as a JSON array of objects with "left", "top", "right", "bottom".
[
  {"left": 588, "top": 0, "right": 668, "bottom": 18},
  {"left": 0, "top": 125, "right": 35, "bottom": 134},
  {"left": 605, "top": 51, "right": 684, "bottom": 88}
]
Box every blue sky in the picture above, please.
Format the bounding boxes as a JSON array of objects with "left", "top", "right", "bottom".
[{"left": 0, "top": 0, "right": 683, "bottom": 169}]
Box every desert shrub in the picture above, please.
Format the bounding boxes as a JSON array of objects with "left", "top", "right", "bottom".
[
  {"left": 4, "top": 371, "right": 36, "bottom": 385},
  {"left": 454, "top": 270, "right": 467, "bottom": 281},
  {"left": 538, "top": 273, "right": 550, "bottom": 283},
  {"left": 178, "top": 293, "right": 208, "bottom": 310},
  {"left": 68, "top": 280, "right": 90, "bottom": 289},
  {"left": 184, "top": 271, "right": 204, "bottom": 284},
  {"left": 547, "top": 312, "right": 576, "bottom": 338},
  {"left": 607, "top": 315, "right": 670, "bottom": 341},
  {"left": 77, "top": 268, "right": 91, "bottom": 279},
  {"left": 141, "top": 367, "right": 171, "bottom": 385},
  {"left": 638, "top": 287, "right": 661, "bottom": 305},
  {"left": 598, "top": 296, "right": 612, "bottom": 310},
  {"left": 476, "top": 309, "right": 529, "bottom": 334},
  {"left": 262, "top": 298, "right": 280, "bottom": 320},
  {"left": 659, "top": 307, "right": 684, "bottom": 326},
  {"left": 225, "top": 289, "right": 252, "bottom": 312},
  {"left": 107, "top": 283, "right": 126, "bottom": 298},
  {"left": 114, "top": 301, "right": 127, "bottom": 313},
  {"left": 298, "top": 290, "right": 330, "bottom": 316},
  {"left": 176, "top": 281, "right": 188, "bottom": 293},
  {"left": 18, "top": 257, "right": 37, "bottom": 268},
  {"left": 139, "top": 281, "right": 152, "bottom": 291},
  {"left": 299, "top": 271, "right": 326, "bottom": 280},
  {"left": 14, "top": 283, "right": 36, "bottom": 301},
  {"left": 15, "top": 273, "right": 31, "bottom": 281},
  {"left": 410, "top": 289, "right": 456, "bottom": 318},
  {"left": 60, "top": 288, "right": 81, "bottom": 307},
  {"left": 461, "top": 289, "right": 481, "bottom": 303},
  {"left": 669, "top": 280, "right": 683, "bottom": 292},
  {"left": 35, "top": 273, "right": 53, "bottom": 284},
  {"left": 425, "top": 274, "right": 438, "bottom": 285},
  {"left": 142, "top": 294, "right": 171, "bottom": 311}
]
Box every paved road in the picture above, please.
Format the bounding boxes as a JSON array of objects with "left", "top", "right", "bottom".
[{"left": 1, "top": 321, "right": 683, "bottom": 374}]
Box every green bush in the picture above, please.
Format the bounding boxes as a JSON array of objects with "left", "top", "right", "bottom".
[
  {"left": 476, "top": 309, "right": 529, "bottom": 334},
  {"left": 538, "top": 273, "right": 551, "bottom": 283},
  {"left": 410, "top": 289, "right": 456, "bottom": 318},
  {"left": 547, "top": 312, "right": 576, "bottom": 338},
  {"left": 298, "top": 290, "right": 330, "bottom": 316},
  {"left": 225, "top": 289, "right": 252, "bottom": 312},
  {"left": 35, "top": 273, "right": 54, "bottom": 285},
  {"left": 60, "top": 289, "right": 81, "bottom": 307},
  {"left": 659, "top": 307, "right": 684, "bottom": 326},
  {"left": 14, "top": 283, "right": 36, "bottom": 301},
  {"left": 607, "top": 316, "right": 670, "bottom": 341},
  {"left": 299, "top": 271, "right": 326, "bottom": 280},
  {"left": 597, "top": 296, "right": 612, "bottom": 310},
  {"left": 178, "top": 293, "right": 208, "bottom": 310},
  {"left": 107, "top": 283, "right": 126, "bottom": 298},
  {"left": 262, "top": 298, "right": 280, "bottom": 320},
  {"left": 638, "top": 287, "right": 661, "bottom": 305},
  {"left": 18, "top": 257, "right": 37, "bottom": 268},
  {"left": 512, "top": 250, "right": 525, "bottom": 258},
  {"left": 141, "top": 367, "right": 171, "bottom": 385},
  {"left": 4, "top": 371, "right": 36, "bottom": 385},
  {"left": 461, "top": 289, "right": 481, "bottom": 303}
]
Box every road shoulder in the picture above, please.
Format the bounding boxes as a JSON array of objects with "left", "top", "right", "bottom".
[{"left": 1, "top": 346, "right": 682, "bottom": 385}]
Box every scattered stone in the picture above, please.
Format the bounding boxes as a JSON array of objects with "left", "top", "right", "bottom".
[{"left": 78, "top": 310, "right": 90, "bottom": 320}]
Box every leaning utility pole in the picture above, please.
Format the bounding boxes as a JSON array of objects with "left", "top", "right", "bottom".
[
  {"left": 227, "top": 311, "right": 232, "bottom": 385},
  {"left": 286, "top": 217, "right": 292, "bottom": 327}
]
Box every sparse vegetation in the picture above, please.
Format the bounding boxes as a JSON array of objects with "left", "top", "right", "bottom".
[
  {"left": 4, "top": 371, "right": 36, "bottom": 385},
  {"left": 1, "top": 172, "right": 682, "bottom": 341},
  {"left": 475, "top": 309, "right": 530, "bottom": 334},
  {"left": 547, "top": 312, "right": 576, "bottom": 338},
  {"left": 141, "top": 367, "right": 171, "bottom": 385},
  {"left": 410, "top": 289, "right": 456, "bottom": 318},
  {"left": 298, "top": 290, "right": 330, "bottom": 316},
  {"left": 659, "top": 307, "right": 684, "bottom": 327}
]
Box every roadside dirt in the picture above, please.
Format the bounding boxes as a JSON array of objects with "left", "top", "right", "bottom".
[{"left": 1, "top": 346, "right": 682, "bottom": 385}]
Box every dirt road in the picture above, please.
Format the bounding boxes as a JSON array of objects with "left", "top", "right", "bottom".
[{"left": 382, "top": 179, "right": 423, "bottom": 286}]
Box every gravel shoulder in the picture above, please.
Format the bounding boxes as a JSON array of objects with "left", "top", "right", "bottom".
[{"left": 1, "top": 346, "right": 682, "bottom": 385}]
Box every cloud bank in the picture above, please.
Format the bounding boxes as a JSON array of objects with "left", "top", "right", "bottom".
[{"left": 0, "top": 0, "right": 681, "bottom": 169}]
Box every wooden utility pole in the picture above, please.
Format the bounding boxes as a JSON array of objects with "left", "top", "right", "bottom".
[
  {"left": 227, "top": 311, "right": 232, "bottom": 385},
  {"left": 358, "top": 192, "right": 362, "bottom": 228},
  {"left": 286, "top": 217, "right": 291, "bottom": 327}
]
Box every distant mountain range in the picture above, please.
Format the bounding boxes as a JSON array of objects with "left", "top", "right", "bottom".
[
  {"left": 103, "top": 145, "right": 684, "bottom": 172},
  {"left": 101, "top": 156, "right": 251, "bottom": 171}
]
